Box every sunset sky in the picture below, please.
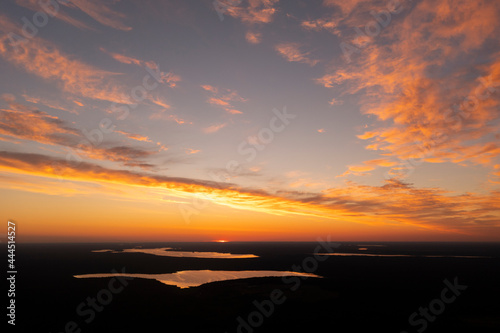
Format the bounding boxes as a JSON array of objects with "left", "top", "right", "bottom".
[{"left": 0, "top": 0, "right": 499, "bottom": 242}]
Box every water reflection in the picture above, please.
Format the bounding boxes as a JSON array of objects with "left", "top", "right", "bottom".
[
  {"left": 75, "top": 270, "right": 320, "bottom": 288},
  {"left": 92, "top": 247, "right": 258, "bottom": 259}
]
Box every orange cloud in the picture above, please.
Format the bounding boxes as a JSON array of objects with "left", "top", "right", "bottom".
[
  {"left": 328, "top": 98, "right": 343, "bottom": 106},
  {"left": 226, "top": 0, "right": 279, "bottom": 24},
  {"left": 62, "top": 0, "right": 131, "bottom": 31},
  {"left": 224, "top": 0, "right": 278, "bottom": 45},
  {"left": 0, "top": 105, "right": 79, "bottom": 145},
  {"left": 203, "top": 123, "right": 227, "bottom": 134},
  {"left": 21, "top": 94, "right": 78, "bottom": 114},
  {"left": 201, "top": 85, "right": 218, "bottom": 93},
  {"left": 14, "top": 0, "right": 95, "bottom": 31},
  {"left": 115, "top": 130, "right": 152, "bottom": 143},
  {"left": 100, "top": 48, "right": 181, "bottom": 88},
  {"left": 226, "top": 109, "right": 243, "bottom": 115},
  {"left": 149, "top": 111, "right": 191, "bottom": 125},
  {"left": 338, "top": 159, "right": 398, "bottom": 177},
  {"left": 275, "top": 43, "right": 319, "bottom": 66},
  {"left": 72, "top": 100, "right": 84, "bottom": 107},
  {"left": 0, "top": 100, "right": 161, "bottom": 168},
  {"left": 316, "top": 0, "right": 500, "bottom": 177},
  {"left": 301, "top": 18, "right": 339, "bottom": 35},
  {"left": 202, "top": 85, "right": 247, "bottom": 114},
  {"left": 208, "top": 97, "right": 230, "bottom": 107},
  {"left": 246, "top": 31, "right": 262, "bottom": 44},
  {"left": 149, "top": 95, "right": 171, "bottom": 109},
  {"left": 0, "top": 17, "right": 132, "bottom": 104},
  {"left": 185, "top": 148, "right": 201, "bottom": 155},
  {"left": 100, "top": 48, "right": 143, "bottom": 66},
  {"left": 0, "top": 151, "right": 498, "bottom": 235}
]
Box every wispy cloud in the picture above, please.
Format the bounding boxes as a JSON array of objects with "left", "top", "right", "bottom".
[
  {"left": 203, "top": 123, "right": 227, "bottom": 134},
  {"left": 225, "top": 0, "right": 279, "bottom": 24},
  {"left": 337, "top": 159, "right": 398, "bottom": 177},
  {"left": 149, "top": 110, "right": 191, "bottom": 125},
  {"left": 0, "top": 150, "right": 498, "bottom": 235},
  {"left": 100, "top": 48, "right": 181, "bottom": 88},
  {"left": 315, "top": 0, "right": 500, "bottom": 176},
  {"left": 21, "top": 94, "right": 79, "bottom": 115},
  {"left": 115, "top": 130, "right": 152, "bottom": 143},
  {"left": 185, "top": 148, "right": 201, "bottom": 155},
  {"left": 148, "top": 95, "right": 171, "bottom": 109},
  {"left": 14, "top": 0, "right": 94, "bottom": 30},
  {"left": 224, "top": 0, "right": 279, "bottom": 44},
  {"left": 0, "top": 100, "right": 160, "bottom": 169},
  {"left": 245, "top": 31, "right": 262, "bottom": 44},
  {"left": 275, "top": 43, "right": 319, "bottom": 66},
  {"left": 301, "top": 18, "right": 339, "bottom": 35},
  {"left": 328, "top": 98, "right": 343, "bottom": 106},
  {"left": 15, "top": 0, "right": 131, "bottom": 31},
  {"left": 0, "top": 17, "right": 131, "bottom": 104},
  {"left": 63, "top": 0, "right": 132, "bottom": 31},
  {"left": 0, "top": 104, "right": 79, "bottom": 145},
  {"left": 100, "top": 48, "right": 148, "bottom": 67},
  {"left": 201, "top": 85, "right": 247, "bottom": 114}
]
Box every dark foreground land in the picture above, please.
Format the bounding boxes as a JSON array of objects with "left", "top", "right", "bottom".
[{"left": 9, "top": 242, "right": 500, "bottom": 333}]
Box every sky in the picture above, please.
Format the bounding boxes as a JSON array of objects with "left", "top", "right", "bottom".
[{"left": 0, "top": 0, "right": 499, "bottom": 242}]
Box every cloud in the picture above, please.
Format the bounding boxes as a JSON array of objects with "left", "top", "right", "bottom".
[
  {"left": 149, "top": 95, "right": 171, "bottom": 109},
  {"left": 301, "top": 18, "right": 340, "bottom": 35},
  {"left": 149, "top": 110, "right": 191, "bottom": 124},
  {"left": 0, "top": 100, "right": 160, "bottom": 168},
  {"left": 249, "top": 166, "right": 262, "bottom": 173},
  {"left": 14, "top": 0, "right": 95, "bottom": 31},
  {"left": 202, "top": 85, "right": 247, "bottom": 114},
  {"left": 207, "top": 97, "right": 230, "bottom": 107},
  {"left": 328, "top": 98, "right": 343, "bottom": 106},
  {"left": 337, "top": 159, "right": 398, "bottom": 177},
  {"left": 14, "top": 0, "right": 131, "bottom": 31},
  {"left": 185, "top": 148, "right": 201, "bottom": 155},
  {"left": 62, "top": 0, "right": 132, "bottom": 31},
  {"left": 245, "top": 31, "right": 262, "bottom": 44},
  {"left": 74, "top": 145, "right": 157, "bottom": 169},
  {"left": 315, "top": 0, "right": 500, "bottom": 176},
  {"left": 100, "top": 48, "right": 145, "bottom": 67},
  {"left": 275, "top": 43, "right": 319, "bottom": 66},
  {"left": 0, "top": 104, "right": 79, "bottom": 145},
  {"left": 201, "top": 85, "right": 218, "bottom": 93},
  {"left": 22, "top": 94, "right": 78, "bottom": 114},
  {"left": 0, "top": 150, "right": 498, "bottom": 235},
  {"left": 224, "top": 0, "right": 278, "bottom": 44},
  {"left": 203, "top": 123, "right": 227, "bottom": 134},
  {"left": 0, "top": 17, "right": 131, "bottom": 104},
  {"left": 114, "top": 130, "right": 152, "bottom": 143},
  {"left": 225, "top": 0, "right": 279, "bottom": 24},
  {"left": 101, "top": 48, "right": 181, "bottom": 88},
  {"left": 0, "top": 17, "right": 179, "bottom": 109}
]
